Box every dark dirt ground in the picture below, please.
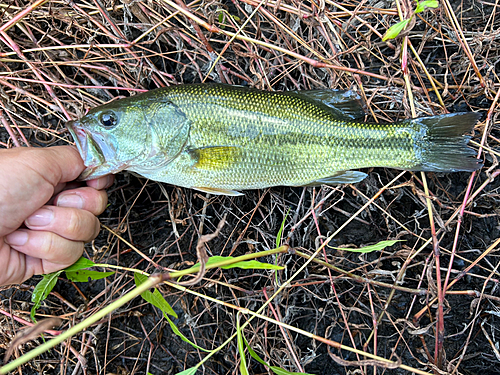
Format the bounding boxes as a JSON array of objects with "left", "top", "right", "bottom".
[{"left": 1, "top": 0, "right": 500, "bottom": 374}]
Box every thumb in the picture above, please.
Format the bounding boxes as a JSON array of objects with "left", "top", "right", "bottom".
[
  {"left": 0, "top": 146, "right": 85, "bottom": 237},
  {"left": 19, "top": 146, "right": 85, "bottom": 184}
]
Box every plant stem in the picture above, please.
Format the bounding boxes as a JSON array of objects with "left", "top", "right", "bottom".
[{"left": 0, "top": 274, "right": 164, "bottom": 374}]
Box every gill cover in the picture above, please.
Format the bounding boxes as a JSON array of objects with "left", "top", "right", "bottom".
[{"left": 130, "top": 98, "right": 191, "bottom": 174}]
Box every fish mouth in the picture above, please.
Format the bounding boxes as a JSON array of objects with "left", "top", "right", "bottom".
[{"left": 66, "top": 120, "right": 105, "bottom": 180}]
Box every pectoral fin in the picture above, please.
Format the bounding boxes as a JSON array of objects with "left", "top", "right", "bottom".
[
  {"left": 288, "top": 89, "right": 366, "bottom": 120},
  {"left": 302, "top": 171, "right": 368, "bottom": 186},
  {"left": 194, "top": 186, "right": 244, "bottom": 196},
  {"left": 189, "top": 146, "right": 241, "bottom": 171}
]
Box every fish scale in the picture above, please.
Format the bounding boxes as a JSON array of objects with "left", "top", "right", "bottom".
[
  {"left": 157, "top": 85, "right": 414, "bottom": 187},
  {"left": 66, "top": 83, "right": 482, "bottom": 195}
]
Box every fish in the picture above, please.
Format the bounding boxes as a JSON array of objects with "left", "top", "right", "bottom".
[{"left": 66, "top": 83, "right": 482, "bottom": 196}]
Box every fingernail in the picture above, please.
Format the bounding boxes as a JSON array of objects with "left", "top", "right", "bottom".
[
  {"left": 26, "top": 208, "right": 54, "bottom": 226},
  {"left": 57, "top": 193, "right": 84, "bottom": 209},
  {"left": 5, "top": 231, "right": 29, "bottom": 246}
]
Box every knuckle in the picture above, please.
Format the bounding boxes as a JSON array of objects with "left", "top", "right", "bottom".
[
  {"left": 55, "top": 240, "right": 84, "bottom": 265},
  {"left": 39, "top": 232, "right": 57, "bottom": 258},
  {"left": 93, "top": 218, "right": 101, "bottom": 240},
  {"left": 61, "top": 207, "right": 99, "bottom": 242},
  {"left": 65, "top": 241, "right": 84, "bottom": 263},
  {"left": 95, "top": 191, "right": 108, "bottom": 215},
  {"left": 66, "top": 209, "right": 82, "bottom": 237},
  {"left": 87, "top": 217, "right": 101, "bottom": 242}
]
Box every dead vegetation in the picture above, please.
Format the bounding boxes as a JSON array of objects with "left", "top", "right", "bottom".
[{"left": 1, "top": 0, "right": 500, "bottom": 374}]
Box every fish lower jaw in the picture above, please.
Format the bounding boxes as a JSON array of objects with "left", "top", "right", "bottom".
[
  {"left": 78, "top": 166, "right": 100, "bottom": 181},
  {"left": 78, "top": 163, "right": 117, "bottom": 181}
]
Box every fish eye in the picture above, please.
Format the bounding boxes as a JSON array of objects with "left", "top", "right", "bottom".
[{"left": 99, "top": 111, "right": 118, "bottom": 129}]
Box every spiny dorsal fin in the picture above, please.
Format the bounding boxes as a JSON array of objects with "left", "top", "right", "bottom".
[{"left": 287, "top": 89, "right": 366, "bottom": 120}]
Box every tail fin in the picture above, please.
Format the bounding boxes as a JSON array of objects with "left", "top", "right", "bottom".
[{"left": 409, "top": 112, "right": 482, "bottom": 172}]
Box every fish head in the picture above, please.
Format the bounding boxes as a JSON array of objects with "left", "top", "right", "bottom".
[{"left": 66, "top": 94, "right": 191, "bottom": 180}]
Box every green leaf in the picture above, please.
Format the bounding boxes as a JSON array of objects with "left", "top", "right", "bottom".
[
  {"left": 185, "top": 256, "right": 284, "bottom": 273},
  {"left": 220, "top": 258, "right": 283, "bottom": 270},
  {"left": 330, "top": 240, "right": 403, "bottom": 253},
  {"left": 269, "top": 366, "right": 315, "bottom": 375},
  {"left": 134, "top": 273, "right": 177, "bottom": 318},
  {"left": 276, "top": 208, "right": 290, "bottom": 248},
  {"left": 164, "top": 314, "right": 212, "bottom": 352},
  {"left": 245, "top": 337, "right": 268, "bottom": 367},
  {"left": 64, "top": 257, "right": 95, "bottom": 272},
  {"left": 382, "top": 19, "right": 410, "bottom": 41},
  {"left": 175, "top": 367, "right": 198, "bottom": 375},
  {"left": 65, "top": 270, "right": 115, "bottom": 282},
  {"left": 29, "top": 257, "right": 97, "bottom": 321},
  {"left": 134, "top": 272, "right": 148, "bottom": 284},
  {"left": 31, "top": 271, "right": 62, "bottom": 321},
  {"left": 218, "top": 11, "right": 225, "bottom": 29},
  {"left": 237, "top": 314, "right": 249, "bottom": 375},
  {"left": 244, "top": 337, "right": 315, "bottom": 375},
  {"left": 134, "top": 273, "right": 209, "bottom": 352},
  {"left": 415, "top": 0, "right": 439, "bottom": 13}
]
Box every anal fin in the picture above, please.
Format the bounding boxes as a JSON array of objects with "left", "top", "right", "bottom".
[
  {"left": 301, "top": 171, "right": 368, "bottom": 187},
  {"left": 194, "top": 186, "right": 244, "bottom": 196}
]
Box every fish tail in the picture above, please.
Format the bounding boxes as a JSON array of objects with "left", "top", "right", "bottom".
[{"left": 408, "top": 112, "right": 482, "bottom": 172}]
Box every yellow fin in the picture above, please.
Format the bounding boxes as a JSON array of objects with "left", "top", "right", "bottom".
[
  {"left": 189, "top": 146, "right": 241, "bottom": 171},
  {"left": 194, "top": 187, "right": 244, "bottom": 196}
]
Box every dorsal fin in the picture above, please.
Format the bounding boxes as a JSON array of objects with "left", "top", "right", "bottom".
[{"left": 286, "top": 89, "right": 366, "bottom": 120}]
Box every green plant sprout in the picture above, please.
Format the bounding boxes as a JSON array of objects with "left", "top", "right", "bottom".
[
  {"left": 217, "top": 9, "right": 241, "bottom": 29},
  {"left": 2, "top": 248, "right": 289, "bottom": 374},
  {"left": 6, "top": 235, "right": 404, "bottom": 374},
  {"left": 328, "top": 240, "right": 403, "bottom": 253},
  {"left": 383, "top": 0, "right": 439, "bottom": 41},
  {"left": 30, "top": 257, "right": 115, "bottom": 321},
  {"left": 2, "top": 236, "right": 431, "bottom": 375}
]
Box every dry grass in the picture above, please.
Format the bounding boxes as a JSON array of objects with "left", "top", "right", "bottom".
[{"left": 1, "top": 0, "right": 500, "bottom": 374}]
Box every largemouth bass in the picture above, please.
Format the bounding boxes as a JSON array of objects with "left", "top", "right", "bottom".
[{"left": 66, "top": 84, "right": 481, "bottom": 196}]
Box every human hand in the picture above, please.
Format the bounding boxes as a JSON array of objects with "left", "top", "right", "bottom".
[{"left": 0, "top": 146, "right": 114, "bottom": 286}]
